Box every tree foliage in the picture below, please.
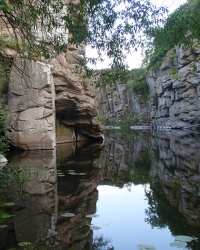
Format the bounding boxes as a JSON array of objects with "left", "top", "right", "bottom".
[
  {"left": 0, "top": 0, "right": 167, "bottom": 71},
  {"left": 143, "top": 0, "right": 200, "bottom": 69},
  {"left": 0, "top": 109, "right": 9, "bottom": 154}
]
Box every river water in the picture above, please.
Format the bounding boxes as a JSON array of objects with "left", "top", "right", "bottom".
[{"left": 0, "top": 130, "right": 200, "bottom": 250}]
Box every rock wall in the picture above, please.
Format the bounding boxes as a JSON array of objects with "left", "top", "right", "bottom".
[
  {"left": 51, "top": 42, "right": 104, "bottom": 142},
  {"left": 95, "top": 81, "right": 149, "bottom": 124},
  {"left": 147, "top": 45, "right": 200, "bottom": 130},
  {"left": 8, "top": 58, "right": 56, "bottom": 150},
  {"left": 5, "top": 1, "right": 104, "bottom": 150},
  {"left": 7, "top": 52, "right": 103, "bottom": 150}
]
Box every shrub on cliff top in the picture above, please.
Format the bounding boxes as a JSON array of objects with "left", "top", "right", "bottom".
[
  {"left": 143, "top": 0, "right": 200, "bottom": 69},
  {"left": 126, "top": 68, "right": 149, "bottom": 101}
]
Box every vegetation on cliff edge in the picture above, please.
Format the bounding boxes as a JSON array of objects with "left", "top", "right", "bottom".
[
  {"left": 0, "top": 0, "right": 167, "bottom": 72},
  {"left": 143, "top": 0, "right": 200, "bottom": 69}
]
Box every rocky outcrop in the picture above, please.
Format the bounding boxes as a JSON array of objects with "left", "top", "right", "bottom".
[
  {"left": 6, "top": 46, "right": 104, "bottom": 150},
  {"left": 3, "top": 0, "right": 104, "bottom": 150},
  {"left": 95, "top": 80, "right": 149, "bottom": 124},
  {"left": 51, "top": 42, "right": 104, "bottom": 142},
  {"left": 147, "top": 45, "right": 200, "bottom": 130}
]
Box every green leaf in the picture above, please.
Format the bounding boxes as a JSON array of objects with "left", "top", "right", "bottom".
[
  {"left": 68, "top": 170, "right": 86, "bottom": 176},
  {"left": 174, "top": 235, "right": 196, "bottom": 242},
  {"left": 90, "top": 225, "right": 102, "bottom": 230}
]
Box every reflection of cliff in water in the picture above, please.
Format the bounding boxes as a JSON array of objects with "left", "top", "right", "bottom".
[
  {"left": 2, "top": 141, "right": 103, "bottom": 250},
  {"left": 2, "top": 130, "right": 200, "bottom": 249},
  {"left": 99, "top": 130, "right": 200, "bottom": 247},
  {"left": 149, "top": 131, "right": 200, "bottom": 228},
  {"left": 56, "top": 141, "right": 104, "bottom": 249},
  {"left": 98, "top": 131, "right": 151, "bottom": 186}
]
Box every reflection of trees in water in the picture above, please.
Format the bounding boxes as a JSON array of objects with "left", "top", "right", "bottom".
[
  {"left": 128, "top": 150, "right": 151, "bottom": 185},
  {"left": 93, "top": 235, "right": 114, "bottom": 250},
  {"left": 144, "top": 185, "right": 187, "bottom": 230},
  {"left": 144, "top": 184, "right": 200, "bottom": 250}
]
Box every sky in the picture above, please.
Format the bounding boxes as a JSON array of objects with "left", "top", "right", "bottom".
[
  {"left": 86, "top": 0, "right": 187, "bottom": 70},
  {"left": 92, "top": 184, "right": 177, "bottom": 250}
]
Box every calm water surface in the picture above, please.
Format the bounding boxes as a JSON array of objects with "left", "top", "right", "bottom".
[{"left": 0, "top": 130, "right": 200, "bottom": 250}]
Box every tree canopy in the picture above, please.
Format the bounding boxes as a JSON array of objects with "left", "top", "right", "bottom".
[
  {"left": 143, "top": 0, "right": 200, "bottom": 69},
  {"left": 2, "top": 0, "right": 200, "bottom": 77},
  {"left": 0, "top": 0, "right": 167, "bottom": 71}
]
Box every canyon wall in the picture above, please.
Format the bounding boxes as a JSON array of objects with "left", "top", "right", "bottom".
[
  {"left": 95, "top": 80, "right": 149, "bottom": 124},
  {"left": 8, "top": 59, "right": 56, "bottom": 150},
  {"left": 96, "top": 45, "right": 200, "bottom": 130},
  {"left": 147, "top": 45, "right": 200, "bottom": 130},
  {"left": 51, "top": 42, "right": 104, "bottom": 143},
  {"left": 4, "top": 1, "right": 104, "bottom": 150}
]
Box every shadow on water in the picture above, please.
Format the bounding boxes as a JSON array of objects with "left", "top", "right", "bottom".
[{"left": 0, "top": 130, "right": 200, "bottom": 249}]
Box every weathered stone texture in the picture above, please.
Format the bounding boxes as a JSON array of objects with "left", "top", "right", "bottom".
[
  {"left": 51, "top": 42, "right": 104, "bottom": 141},
  {"left": 7, "top": 48, "right": 104, "bottom": 149},
  {"left": 147, "top": 45, "right": 200, "bottom": 129},
  {"left": 95, "top": 80, "right": 149, "bottom": 124},
  {"left": 8, "top": 58, "right": 56, "bottom": 150},
  {"left": 3, "top": 0, "right": 104, "bottom": 149}
]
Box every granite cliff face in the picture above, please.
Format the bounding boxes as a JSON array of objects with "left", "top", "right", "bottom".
[
  {"left": 147, "top": 45, "right": 200, "bottom": 130},
  {"left": 5, "top": 1, "right": 104, "bottom": 150},
  {"left": 51, "top": 43, "right": 104, "bottom": 143},
  {"left": 96, "top": 45, "right": 200, "bottom": 130},
  {"left": 95, "top": 80, "right": 149, "bottom": 124},
  {"left": 8, "top": 58, "right": 56, "bottom": 150},
  {"left": 7, "top": 56, "right": 103, "bottom": 150}
]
